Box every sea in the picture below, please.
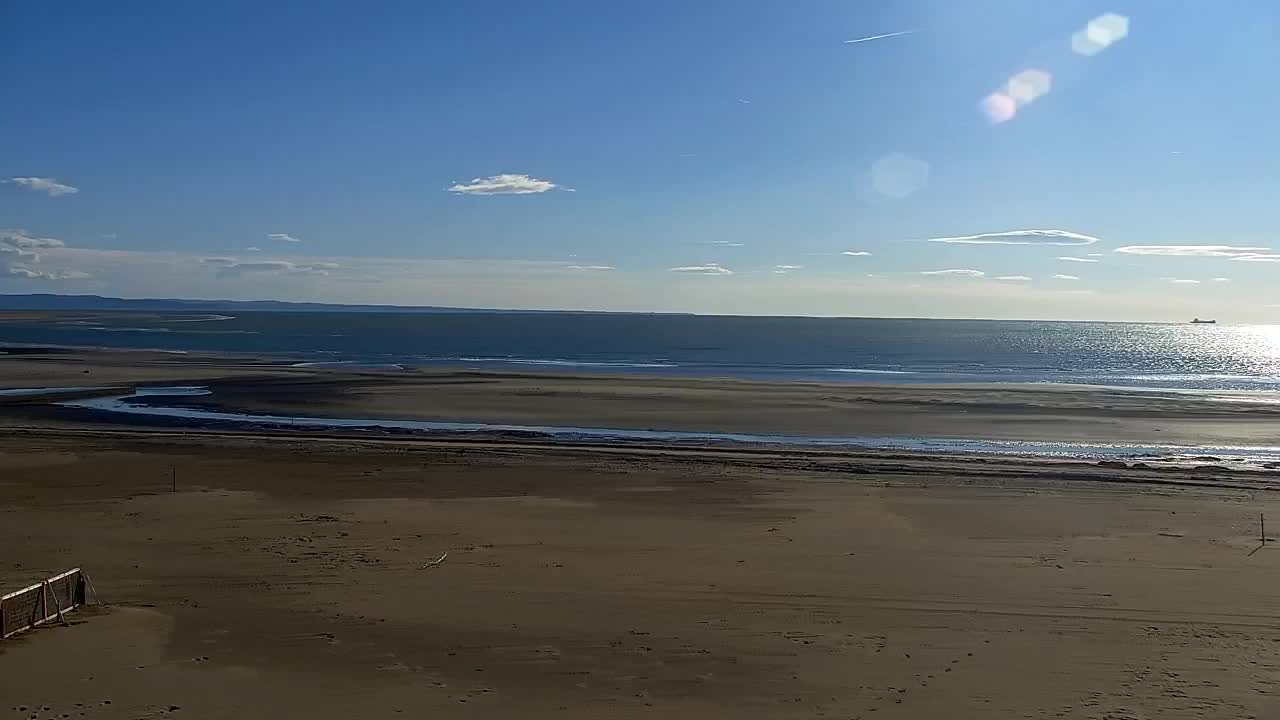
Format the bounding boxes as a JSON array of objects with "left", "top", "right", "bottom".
[{"left": 5, "top": 310, "right": 1280, "bottom": 393}]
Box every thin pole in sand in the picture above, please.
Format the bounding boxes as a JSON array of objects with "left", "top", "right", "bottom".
[
  {"left": 171, "top": 466, "right": 176, "bottom": 493},
  {"left": 1249, "top": 512, "right": 1268, "bottom": 556}
]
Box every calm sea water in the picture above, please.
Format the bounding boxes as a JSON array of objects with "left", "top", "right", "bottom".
[{"left": 5, "top": 311, "right": 1280, "bottom": 391}]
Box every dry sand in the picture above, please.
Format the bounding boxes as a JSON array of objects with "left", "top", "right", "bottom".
[
  {"left": 5, "top": 350, "right": 1280, "bottom": 717},
  {"left": 3, "top": 431, "right": 1280, "bottom": 718}
]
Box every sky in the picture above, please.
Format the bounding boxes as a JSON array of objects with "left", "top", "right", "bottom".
[{"left": 3, "top": 0, "right": 1280, "bottom": 321}]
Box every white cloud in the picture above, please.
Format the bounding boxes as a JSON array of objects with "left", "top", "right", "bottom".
[
  {"left": 246, "top": 246, "right": 261, "bottom": 252},
  {"left": 773, "top": 265, "right": 803, "bottom": 274},
  {"left": 1086, "top": 253, "right": 1104, "bottom": 257},
  {"left": 1116, "top": 245, "right": 1270, "bottom": 257},
  {"left": 201, "top": 257, "right": 340, "bottom": 277},
  {"left": 448, "top": 174, "right": 565, "bottom": 195},
  {"left": 670, "top": 263, "right": 733, "bottom": 276},
  {"left": 698, "top": 240, "right": 744, "bottom": 247},
  {"left": 1231, "top": 254, "right": 1280, "bottom": 263},
  {"left": 7, "top": 266, "right": 90, "bottom": 280},
  {"left": 565, "top": 265, "right": 614, "bottom": 271},
  {"left": 993, "top": 275, "right": 1032, "bottom": 281},
  {"left": 920, "top": 269, "right": 985, "bottom": 277},
  {"left": 0, "top": 229, "right": 65, "bottom": 254},
  {"left": 1052, "top": 274, "right": 1080, "bottom": 280},
  {"left": 924, "top": 229, "right": 1099, "bottom": 246},
  {"left": 1057, "top": 256, "right": 1098, "bottom": 263},
  {"left": 0, "top": 229, "right": 86, "bottom": 280},
  {"left": 268, "top": 233, "right": 302, "bottom": 243},
  {"left": 3, "top": 177, "right": 79, "bottom": 196},
  {"left": 841, "top": 251, "right": 872, "bottom": 256},
  {"left": 1161, "top": 277, "right": 1201, "bottom": 284},
  {"left": 1211, "top": 277, "right": 1231, "bottom": 282}
]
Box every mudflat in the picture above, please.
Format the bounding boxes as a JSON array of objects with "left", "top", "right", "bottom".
[{"left": 6, "top": 348, "right": 1280, "bottom": 446}]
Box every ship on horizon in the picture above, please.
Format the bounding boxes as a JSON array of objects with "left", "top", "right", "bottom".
[{"left": 1190, "top": 318, "right": 1217, "bottom": 324}]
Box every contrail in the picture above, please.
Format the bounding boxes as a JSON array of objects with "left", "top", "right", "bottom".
[{"left": 844, "top": 29, "right": 919, "bottom": 44}]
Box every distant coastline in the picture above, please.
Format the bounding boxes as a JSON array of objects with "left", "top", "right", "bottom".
[
  {"left": 0, "top": 293, "right": 1217, "bottom": 323},
  {"left": 0, "top": 293, "right": 660, "bottom": 315}
]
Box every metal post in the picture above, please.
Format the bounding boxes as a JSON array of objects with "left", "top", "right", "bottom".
[
  {"left": 46, "top": 581, "right": 65, "bottom": 624},
  {"left": 40, "top": 582, "right": 47, "bottom": 624}
]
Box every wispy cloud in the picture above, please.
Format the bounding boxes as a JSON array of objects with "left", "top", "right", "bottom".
[
  {"left": 448, "top": 174, "right": 567, "bottom": 195},
  {"left": 3, "top": 177, "right": 79, "bottom": 196},
  {"left": 0, "top": 229, "right": 87, "bottom": 280},
  {"left": 773, "top": 265, "right": 803, "bottom": 274},
  {"left": 7, "top": 266, "right": 90, "bottom": 280},
  {"left": 268, "top": 233, "right": 302, "bottom": 243},
  {"left": 843, "top": 29, "right": 919, "bottom": 44},
  {"left": 1116, "top": 245, "right": 1270, "bottom": 257},
  {"left": 0, "top": 229, "right": 65, "bottom": 254},
  {"left": 246, "top": 246, "right": 261, "bottom": 252},
  {"left": 1052, "top": 274, "right": 1080, "bottom": 280},
  {"left": 737, "top": 98, "right": 752, "bottom": 104},
  {"left": 565, "top": 265, "right": 614, "bottom": 271},
  {"left": 993, "top": 275, "right": 1032, "bottom": 281},
  {"left": 1057, "top": 256, "right": 1098, "bottom": 263},
  {"left": 699, "top": 240, "right": 745, "bottom": 247},
  {"left": 920, "top": 269, "right": 985, "bottom": 277},
  {"left": 924, "top": 229, "right": 1099, "bottom": 246},
  {"left": 841, "top": 250, "right": 872, "bottom": 257},
  {"left": 1212, "top": 277, "right": 1231, "bottom": 282},
  {"left": 201, "top": 257, "right": 340, "bottom": 277},
  {"left": 1230, "top": 254, "right": 1280, "bottom": 263},
  {"left": 1161, "top": 277, "right": 1201, "bottom": 284},
  {"left": 670, "top": 263, "right": 733, "bottom": 276}
]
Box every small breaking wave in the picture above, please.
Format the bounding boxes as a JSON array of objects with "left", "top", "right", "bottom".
[
  {"left": 824, "top": 368, "right": 918, "bottom": 375},
  {"left": 159, "top": 314, "right": 236, "bottom": 323},
  {"left": 292, "top": 361, "right": 405, "bottom": 370},
  {"left": 447, "top": 357, "right": 678, "bottom": 369}
]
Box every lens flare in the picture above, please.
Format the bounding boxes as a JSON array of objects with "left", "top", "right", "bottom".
[
  {"left": 871, "top": 153, "right": 930, "bottom": 199},
  {"left": 1072, "top": 13, "right": 1129, "bottom": 56},
  {"left": 980, "top": 92, "right": 1018, "bottom": 124}
]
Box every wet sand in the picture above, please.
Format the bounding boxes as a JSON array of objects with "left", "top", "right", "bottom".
[{"left": 6, "top": 348, "right": 1280, "bottom": 447}]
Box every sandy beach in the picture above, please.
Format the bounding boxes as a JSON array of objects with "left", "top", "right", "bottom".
[{"left": 4, "top": 349, "right": 1280, "bottom": 717}]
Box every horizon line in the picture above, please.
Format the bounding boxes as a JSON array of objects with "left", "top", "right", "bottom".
[{"left": 0, "top": 292, "right": 1241, "bottom": 325}]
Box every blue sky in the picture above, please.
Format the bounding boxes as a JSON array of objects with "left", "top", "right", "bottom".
[{"left": 3, "top": 0, "right": 1280, "bottom": 320}]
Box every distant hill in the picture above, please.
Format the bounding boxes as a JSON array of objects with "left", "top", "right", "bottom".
[{"left": 0, "top": 293, "right": 581, "bottom": 314}]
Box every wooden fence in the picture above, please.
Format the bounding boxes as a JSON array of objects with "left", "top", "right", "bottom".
[{"left": 1, "top": 568, "right": 90, "bottom": 639}]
